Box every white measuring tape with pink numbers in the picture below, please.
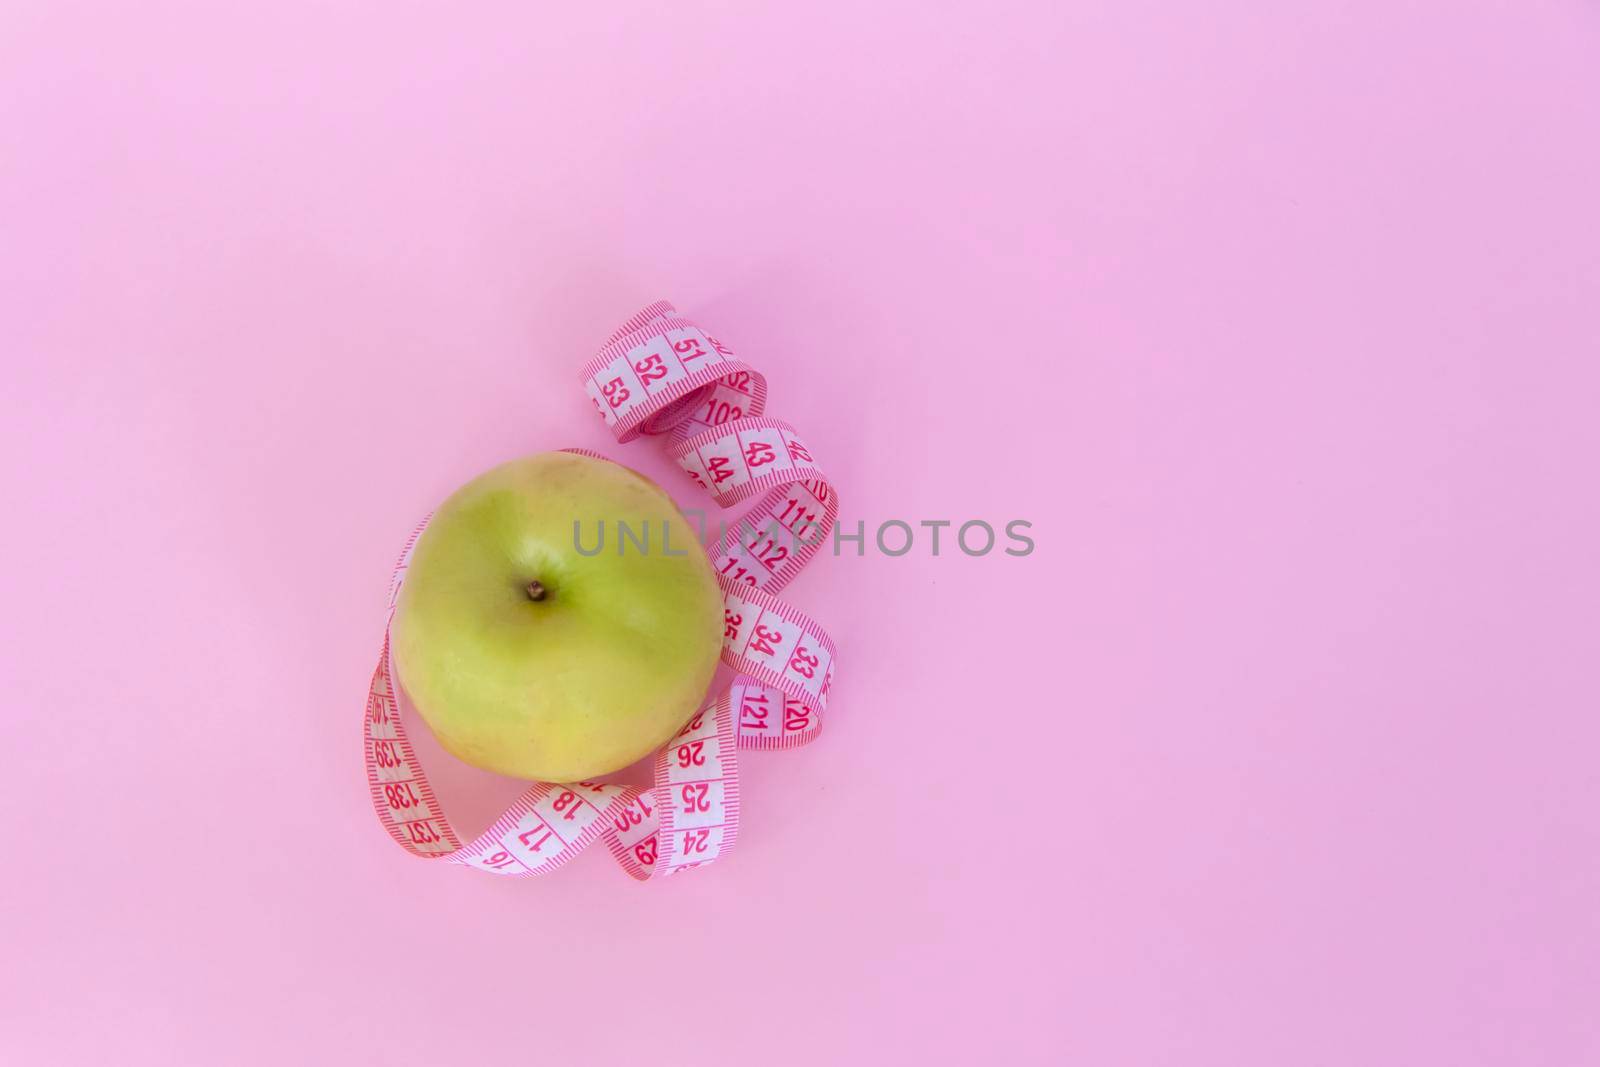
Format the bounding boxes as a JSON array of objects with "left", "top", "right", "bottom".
[{"left": 364, "top": 301, "right": 837, "bottom": 879}]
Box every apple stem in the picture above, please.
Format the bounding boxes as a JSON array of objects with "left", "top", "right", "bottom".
[{"left": 525, "top": 580, "right": 548, "bottom": 602}]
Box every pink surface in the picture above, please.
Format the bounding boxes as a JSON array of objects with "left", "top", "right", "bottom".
[{"left": 3, "top": 3, "right": 1598, "bottom": 1064}]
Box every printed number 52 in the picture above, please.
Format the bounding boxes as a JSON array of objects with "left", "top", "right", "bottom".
[{"left": 634, "top": 354, "right": 668, "bottom": 383}]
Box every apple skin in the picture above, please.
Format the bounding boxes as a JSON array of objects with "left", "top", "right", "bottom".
[{"left": 392, "top": 452, "right": 723, "bottom": 782}]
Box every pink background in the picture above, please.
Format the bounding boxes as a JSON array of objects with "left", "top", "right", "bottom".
[{"left": 3, "top": 3, "right": 1598, "bottom": 1064}]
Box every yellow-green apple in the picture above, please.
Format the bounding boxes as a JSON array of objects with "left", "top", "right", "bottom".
[{"left": 392, "top": 452, "right": 722, "bottom": 781}]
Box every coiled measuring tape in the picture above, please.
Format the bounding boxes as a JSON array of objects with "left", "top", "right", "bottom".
[{"left": 363, "top": 301, "right": 837, "bottom": 878}]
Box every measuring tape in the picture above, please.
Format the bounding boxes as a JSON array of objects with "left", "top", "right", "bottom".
[{"left": 364, "top": 301, "right": 837, "bottom": 879}]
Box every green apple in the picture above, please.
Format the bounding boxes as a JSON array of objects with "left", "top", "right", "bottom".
[{"left": 392, "top": 452, "right": 723, "bottom": 782}]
